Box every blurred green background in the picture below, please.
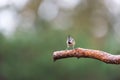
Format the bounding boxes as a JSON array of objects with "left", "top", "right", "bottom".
[{"left": 1, "top": 0, "right": 120, "bottom": 80}]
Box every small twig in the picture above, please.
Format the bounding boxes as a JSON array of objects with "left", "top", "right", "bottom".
[{"left": 53, "top": 48, "right": 120, "bottom": 64}]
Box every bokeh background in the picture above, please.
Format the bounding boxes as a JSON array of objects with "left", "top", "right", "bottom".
[{"left": 0, "top": 0, "right": 120, "bottom": 80}]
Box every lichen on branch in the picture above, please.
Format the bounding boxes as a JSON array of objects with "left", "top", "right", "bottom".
[{"left": 53, "top": 48, "right": 120, "bottom": 64}]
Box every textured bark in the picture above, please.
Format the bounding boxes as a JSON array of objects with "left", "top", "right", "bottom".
[{"left": 53, "top": 48, "right": 120, "bottom": 64}]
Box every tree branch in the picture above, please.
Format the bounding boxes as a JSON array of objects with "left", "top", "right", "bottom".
[{"left": 53, "top": 48, "right": 120, "bottom": 64}]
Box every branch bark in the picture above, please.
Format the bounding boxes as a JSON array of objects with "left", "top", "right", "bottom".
[{"left": 53, "top": 48, "right": 120, "bottom": 64}]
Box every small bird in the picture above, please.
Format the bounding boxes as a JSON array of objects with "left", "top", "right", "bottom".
[{"left": 66, "top": 35, "right": 75, "bottom": 50}]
